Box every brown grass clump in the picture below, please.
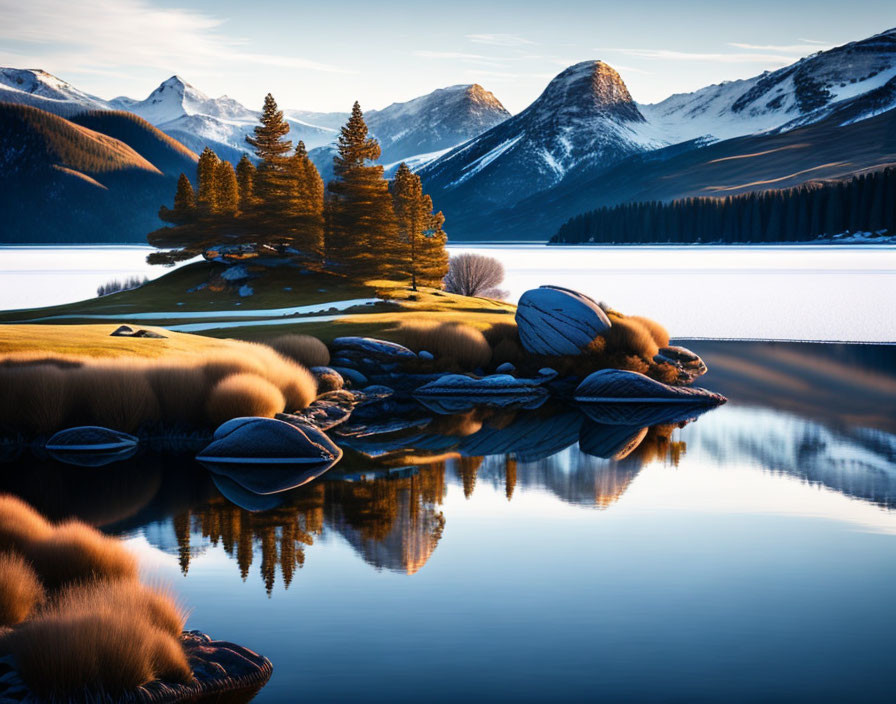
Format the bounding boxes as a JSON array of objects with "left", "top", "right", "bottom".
[
  {"left": 268, "top": 334, "right": 330, "bottom": 368},
  {"left": 602, "top": 315, "right": 661, "bottom": 360},
  {"left": 242, "top": 343, "right": 317, "bottom": 410},
  {"left": 0, "top": 364, "right": 70, "bottom": 434},
  {"left": 27, "top": 521, "right": 138, "bottom": 589},
  {"left": 0, "top": 495, "right": 54, "bottom": 553},
  {"left": 145, "top": 365, "right": 209, "bottom": 426},
  {"left": 397, "top": 321, "right": 492, "bottom": 370},
  {"left": 69, "top": 364, "right": 161, "bottom": 433},
  {"left": 206, "top": 373, "right": 286, "bottom": 426},
  {"left": 3, "top": 611, "right": 191, "bottom": 699},
  {"left": 52, "top": 580, "right": 187, "bottom": 638},
  {"left": 0, "top": 553, "right": 44, "bottom": 626},
  {"left": 628, "top": 315, "right": 670, "bottom": 347}
]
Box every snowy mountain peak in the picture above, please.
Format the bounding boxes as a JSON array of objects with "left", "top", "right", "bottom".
[
  {"left": 0, "top": 67, "right": 107, "bottom": 109},
  {"left": 535, "top": 60, "right": 644, "bottom": 123}
]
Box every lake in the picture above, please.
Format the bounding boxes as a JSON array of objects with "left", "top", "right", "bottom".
[
  {"left": 2, "top": 340, "right": 895, "bottom": 703},
  {"left": 2, "top": 244, "right": 896, "bottom": 341}
]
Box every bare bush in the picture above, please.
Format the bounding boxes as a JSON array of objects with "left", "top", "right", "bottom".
[
  {"left": 96, "top": 276, "right": 148, "bottom": 298},
  {"left": 443, "top": 253, "right": 505, "bottom": 297},
  {"left": 206, "top": 373, "right": 286, "bottom": 425},
  {"left": 0, "top": 495, "right": 54, "bottom": 553},
  {"left": 268, "top": 335, "right": 330, "bottom": 368}
]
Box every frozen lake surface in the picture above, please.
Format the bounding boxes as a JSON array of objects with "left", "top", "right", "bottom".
[{"left": 1, "top": 244, "right": 895, "bottom": 341}]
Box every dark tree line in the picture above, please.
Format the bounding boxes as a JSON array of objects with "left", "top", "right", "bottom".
[
  {"left": 150, "top": 95, "right": 448, "bottom": 288},
  {"left": 551, "top": 167, "right": 896, "bottom": 244}
]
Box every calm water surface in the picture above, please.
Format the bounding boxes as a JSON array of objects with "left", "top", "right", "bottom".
[
  {"left": 2, "top": 341, "right": 895, "bottom": 703},
  {"left": 2, "top": 244, "right": 896, "bottom": 341}
]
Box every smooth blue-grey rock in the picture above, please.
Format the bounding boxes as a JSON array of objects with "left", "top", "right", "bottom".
[
  {"left": 574, "top": 369, "right": 726, "bottom": 406},
  {"left": 199, "top": 417, "right": 341, "bottom": 466},
  {"left": 495, "top": 362, "right": 516, "bottom": 374},
  {"left": 418, "top": 350, "right": 434, "bottom": 361},
  {"left": 515, "top": 285, "right": 611, "bottom": 356},
  {"left": 46, "top": 426, "right": 138, "bottom": 452},
  {"left": 331, "top": 337, "right": 416, "bottom": 360},
  {"left": 330, "top": 366, "right": 368, "bottom": 388},
  {"left": 654, "top": 345, "right": 708, "bottom": 383}
]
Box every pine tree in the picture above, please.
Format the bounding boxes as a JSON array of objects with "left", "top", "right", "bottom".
[
  {"left": 235, "top": 154, "right": 256, "bottom": 212},
  {"left": 197, "top": 147, "right": 220, "bottom": 216},
  {"left": 160, "top": 173, "right": 196, "bottom": 224},
  {"left": 246, "top": 93, "right": 292, "bottom": 218},
  {"left": 327, "top": 102, "right": 399, "bottom": 277},
  {"left": 391, "top": 162, "right": 448, "bottom": 289},
  {"left": 216, "top": 160, "right": 239, "bottom": 217},
  {"left": 284, "top": 141, "right": 325, "bottom": 256}
]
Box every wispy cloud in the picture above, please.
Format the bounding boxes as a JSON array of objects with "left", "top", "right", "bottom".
[
  {"left": 466, "top": 33, "right": 535, "bottom": 47},
  {"left": 594, "top": 47, "right": 796, "bottom": 64},
  {"left": 729, "top": 42, "right": 833, "bottom": 53},
  {"left": 0, "top": 0, "right": 351, "bottom": 78},
  {"left": 413, "top": 51, "right": 492, "bottom": 60}
]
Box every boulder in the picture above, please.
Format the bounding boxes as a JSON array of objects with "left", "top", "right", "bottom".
[
  {"left": 46, "top": 426, "right": 138, "bottom": 452},
  {"left": 574, "top": 369, "right": 726, "bottom": 406},
  {"left": 495, "top": 362, "right": 516, "bottom": 374},
  {"left": 330, "top": 366, "right": 368, "bottom": 388},
  {"left": 198, "top": 417, "right": 341, "bottom": 468},
  {"left": 654, "top": 345, "right": 708, "bottom": 383},
  {"left": 330, "top": 337, "right": 416, "bottom": 360},
  {"left": 110, "top": 325, "right": 166, "bottom": 338},
  {"left": 418, "top": 350, "right": 434, "bottom": 361},
  {"left": 515, "top": 285, "right": 611, "bottom": 356}
]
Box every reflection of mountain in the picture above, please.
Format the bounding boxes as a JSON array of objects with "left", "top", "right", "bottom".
[{"left": 682, "top": 405, "right": 896, "bottom": 509}]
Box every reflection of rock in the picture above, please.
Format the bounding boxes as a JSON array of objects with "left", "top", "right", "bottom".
[
  {"left": 578, "top": 422, "right": 647, "bottom": 460},
  {"left": 459, "top": 407, "right": 583, "bottom": 462},
  {"left": 515, "top": 285, "right": 611, "bottom": 356},
  {"left": 575, "top": 369, "right": 726, "bottom": 406},
  {"left": 414, "top": 374, "right": 549, "bottom": 413},
  {"left": 45, "top": 425, "right": 139, "bottom": 466},
  {"left": 210, "top": 474, "right": 289, "bottom": 512},
  {"left": 577, "top": 401, "right": 719, "bottom": 427}
]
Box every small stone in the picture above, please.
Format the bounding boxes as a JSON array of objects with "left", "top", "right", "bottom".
[
  {"left": 495, "top": 362, "right": 516, "bottom": 374},
  {"left": 418, "top": 350, "right": 434, "bottom": 361}
]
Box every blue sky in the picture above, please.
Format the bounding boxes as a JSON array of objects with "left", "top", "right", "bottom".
[{"left": 0, "top": 0, "right": 893, "bottom": 113}]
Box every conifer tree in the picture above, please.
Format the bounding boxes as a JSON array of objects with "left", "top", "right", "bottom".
[
  {"left": 235, "top": 154, "right": 256, "bottom": 211},
  {"left": 284, "top": 141, "right": 325, "bottom": 256},
  {"left": 246, "top": 93, "right": 292, "bottom": 212},
  {"left": 159, "top": 173, "right": 196, "bottom": 224},
  {"left": 327, "top": 102, "right": 399, "bottom": 277},
  {"left": 197, "top": 147, "right": 220, "bottom": 216},
  {"left": 391, "top": 162, "right": 448, "bottom": 289},
  {"left": 216, "top": 160, "right": 239, "bottom": 217}
]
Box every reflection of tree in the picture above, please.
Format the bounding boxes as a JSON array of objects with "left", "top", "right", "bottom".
[
  {"left": 457, "top": 457, "right": 483, "bottom": 499},
  {"left": 325, "top": 464, "right": 446, "bottom": 575},
  {"left": 505, "top": 457, "right": 517, "bottom": 500},
  {"left": 171, "top": 485, "right": 325, "bottom": 594}
]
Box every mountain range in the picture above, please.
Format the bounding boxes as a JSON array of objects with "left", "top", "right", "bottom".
[{"left": 1, "top": 26, "right": 894, "bottom": 243}]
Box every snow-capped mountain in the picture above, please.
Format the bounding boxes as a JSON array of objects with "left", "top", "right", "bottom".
[
  {"left": 0, "top": 68, "right": 109, "bottom": 116},
  {"left": 366, "top": 84, "right": 509, "bottom": 164},
  {"left": 420, "top": 61, "right": 657, "bottom": 209},
  {"left": 640, "top": 27, "right": 896, "bottom": 143}
]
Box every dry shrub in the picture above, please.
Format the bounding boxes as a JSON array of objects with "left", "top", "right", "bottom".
[
  {"left": 629, "top": 315, "right": 670, "bottom": 347},
  {"left": 268, "top": 334, "right": 330, "bottom": 368},
  {"left": 52, "top": 580, "right": 187, "bottom": 638},
  {"left": 398, "top": 321, "right": 491, "bottom": 370},
  {"left": 145, "top": 365, "right": 208, "bottom": 426},
  {"left": 0, "top": 495, "right": 54, "bottom": 552},
  {"left": 491, "top": 338, "right": 525, "bottom": 366},
  {"left": 242, "top": 344, "right": 316, "bottom": 410},
  {"left": 602, "top": 316, "right": 660, "bottom": 359},
  {"left": 206, "top": 373, "right": 286, "bottom": 426},
  {"left": 3, "top": 611, "right": 190, "bottom": 699},
  {"left": 0, "top": 365, "right": 70, "bottom": 434},
  {"left": 69, "top": 364, "right": 160, "bottom": 433},
  {"left": 27, "top": 521, "right": 138, "bottom": 589},
  {"left": 200, "top": 350, "right": 268, "bottom": 385},
  {"left": 0, "top": 553, "right": 44, "bottom": 626},
  {"left": 482, "top": 321, "right": 519, "bottom": 347}
]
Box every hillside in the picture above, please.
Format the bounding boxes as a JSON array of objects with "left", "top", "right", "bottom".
[{"left": 0, "top": 103, "right": 197, "bottom": 243}]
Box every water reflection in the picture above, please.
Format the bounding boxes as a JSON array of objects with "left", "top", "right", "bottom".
[{"left": 0, "top": 342, "right": 894, "bottom": 597}]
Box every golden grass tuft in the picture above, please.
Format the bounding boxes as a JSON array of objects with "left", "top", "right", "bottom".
[
  {"left": 0, "top": 553, "right": 45, "bottom": 627},
  {"left": 0, "top": 495, "right": 54, "bottom": 553},
  {"left": 602, "top": 315, "right": 661, "bottom": 360},
  {"left": 628, "top": 315, "right": 670, "bottom": 347},
  {"left": 52, "top": 580, "right": 187, "bottom": 638},
  {"left": 0, "top": 364, "right": 70, "bottom": 434},
  {"left": 145, "top": 365, "right": 209, "bottom": 426},
  {"left": 206, "top": 373, "right": 286, "bottom": 426},
  {"left": 27, "top": 521, "right": 138, "bottom": 589},
  {"left": 70, "top": 364, "right": 161, "bottom": 433},
  {"left": 268, "top": 334, "right": 330, "bottom": 368},
  {"left": 242, "top": 343, "right": 317, "bottom": 410},
  {"left": 397, "top": 321, "right": 492, "bottom": 369},
  {"left": 3, "top": 611, "right": 190, "bottom": 699}
]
